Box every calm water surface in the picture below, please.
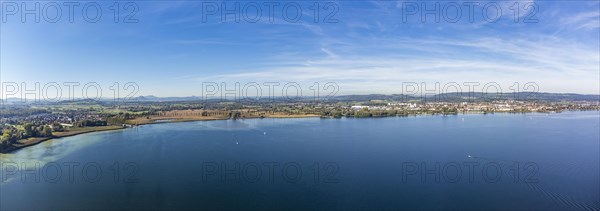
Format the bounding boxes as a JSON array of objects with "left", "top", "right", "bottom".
[{"left": 1, "top": 112, "right": 599, "bottom": 210}]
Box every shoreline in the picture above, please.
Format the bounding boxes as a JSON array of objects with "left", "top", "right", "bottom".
[
  {"left": 0, "top": 126, "right": 126, "bottom": 154},
  {"left": 0, "top": 114, "right": 320, "bottom": 154},
  {"left": 1, "top": 110, "right": 596, "bottom": 154}
]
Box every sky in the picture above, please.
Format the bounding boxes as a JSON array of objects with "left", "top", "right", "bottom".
[{"left": 1, "top": 0, "right": 599, "bottom": 98}]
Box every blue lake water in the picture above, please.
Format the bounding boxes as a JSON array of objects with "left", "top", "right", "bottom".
[{"left": 1, "top": 111, "right": 599, "bottom": 210}]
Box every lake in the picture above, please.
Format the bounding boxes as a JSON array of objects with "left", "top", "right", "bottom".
[{"left": 1, "top": 112, "right": 599, "bottom": 210}]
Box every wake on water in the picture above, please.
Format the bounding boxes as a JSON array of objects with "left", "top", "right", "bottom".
[{"left": 467, "top": 155, "right": 599, "bottom": 211}]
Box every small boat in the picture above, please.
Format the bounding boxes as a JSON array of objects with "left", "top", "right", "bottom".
[
  {"left": 467, "top": 155, "right": 472, "bottom": 158},
  {"left": 236, "top": 141, "right": 239, "bottom": 145},
  {"left": 263, "top": 132, "right": 267, "bottom": 135}
]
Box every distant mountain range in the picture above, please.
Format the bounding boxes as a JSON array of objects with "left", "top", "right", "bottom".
[
  {"left": 130, "top": 92, "right": 600, "bottom": 102},
  {"left": 1, "top": 92, "right": 598, "bottom": 104},
  {"left": 331, "top": 92, "right": 600, "bottom": 102}
]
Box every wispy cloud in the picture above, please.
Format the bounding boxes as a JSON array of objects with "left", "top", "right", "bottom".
[
  {"left": 560, "top": 11, "right": 600, "bottom": 30},
  {"left": 3, "top": 1, "right": 598, "bottom": 96},
  {"left": 184, "top": 33, "right": 599, "bottom": 94}
]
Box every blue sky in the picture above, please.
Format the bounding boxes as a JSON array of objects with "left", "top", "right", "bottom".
[{"left": 1, "top": 0, "right": 599, "bottom": 97}]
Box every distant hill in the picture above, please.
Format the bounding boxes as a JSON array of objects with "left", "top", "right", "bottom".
[
  {"left": 2, "top": 92, "right": 598, "bottom": 104},
  {"left": 124, "top": 92, "right": 600, "bottom": 102},
  {"left": 332, "top": 92, "right": 599, "bottom": 102},
  {"left": 132, "top": 95, "right": 202, "bottom": 102}
]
